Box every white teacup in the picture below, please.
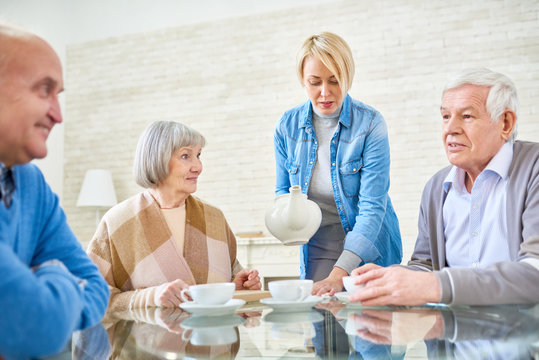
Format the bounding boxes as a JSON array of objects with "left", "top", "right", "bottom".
[
  {"left": 342, "top": 276, "right": 364, "bottom": 294},
  {"left": 268, "top": 279, "right": 313, "bottom": 302},
  {"left": 180, "top": 282, "right": 235, "bottom": 305},
  {"left": 182, "top": 327, "right": 238, "bottom": 346}
]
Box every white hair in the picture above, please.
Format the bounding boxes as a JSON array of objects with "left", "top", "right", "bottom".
[
  {"left": 443, "top": 68, "right": 518, "bottom": 142},
  {"left": 133, "top": 121, "right": 206, "bottom": 188}
]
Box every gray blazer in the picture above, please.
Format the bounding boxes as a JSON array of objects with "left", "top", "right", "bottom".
[{"left": 408, "top": 140, "right": 539, "bottom": 305}]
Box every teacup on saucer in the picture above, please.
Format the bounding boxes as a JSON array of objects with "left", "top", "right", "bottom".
[
  {"left": 268, "top": 279, "right": 313, "bottom": 302},
  {"left": 180, "top": 282, "right": 235, "bottom": 305}
]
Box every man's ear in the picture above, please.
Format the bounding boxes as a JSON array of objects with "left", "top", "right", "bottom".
[{"left": 500, "top": 109, "right": 516, "bottom": 141}]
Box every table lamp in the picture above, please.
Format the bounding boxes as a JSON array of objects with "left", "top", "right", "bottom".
[{"left": 77, "top": 169, "right": 118, "bottom": 226}]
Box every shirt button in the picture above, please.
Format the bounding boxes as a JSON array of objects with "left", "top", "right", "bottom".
[
  {"left": 346, "top": 228, "right": 350, "bottom": 231},
  {"left": 472, "top": 232, "right": 478, "bottom": 237},
  {"left": 472, "top": 262, "right": 478, "bottom": 268},
  {"left": 310, "top": 161, "right": 313, "bottom": 164},
  {"left": 353, "top": 168, "right": 356, "bottom": 172},
  {"left": 332, "top": 162, "right": 335, "bottom": 166},
  {"left": 472, "top": 204, "right": 478, "bottom": 209},
  {"left": 332, "top": 140, "right": 335, "bottom": 144},
  {"left": 304, "top": 182, "right": 308, "bottom": 186}
]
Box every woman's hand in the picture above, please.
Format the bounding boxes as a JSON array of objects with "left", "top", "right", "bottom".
[
  {"left": 312, "top": 267, "right": 347, "bottom": 296},
  {"left": 234, "top": 269, "right": 262, "bottom": 290},
  {"left": 154, "top": 279, "right": 190, "bottom": 308}
]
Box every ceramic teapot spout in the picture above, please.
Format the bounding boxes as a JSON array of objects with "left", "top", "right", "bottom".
[{"left": 283, "top": 185, "right": 308, "bottom": 230}]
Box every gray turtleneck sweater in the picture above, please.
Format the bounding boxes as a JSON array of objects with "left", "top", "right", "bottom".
[{"left": 306, "top": 105, "right": 362, "bottom": 280}]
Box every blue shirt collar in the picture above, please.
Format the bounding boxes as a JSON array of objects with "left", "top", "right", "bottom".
[
  {"left": 300, "top": 94, "right": 352, "bottom": 129},
  {"left": 443, "top": 141, "right": 514, "bottom": 193}
]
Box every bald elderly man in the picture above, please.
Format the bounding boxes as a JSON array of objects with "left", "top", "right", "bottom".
[{"left": 0, "top": 24, "right": 108, "bottom": 358}]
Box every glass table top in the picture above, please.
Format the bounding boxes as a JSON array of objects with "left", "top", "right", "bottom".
[{"left": 65, "top": 299, "right": 538, "bottom": 359}]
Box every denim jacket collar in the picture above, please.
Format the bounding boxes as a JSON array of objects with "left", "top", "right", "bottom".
[{"left": 299, "top": 94, "right": 352, "bottom": 130}]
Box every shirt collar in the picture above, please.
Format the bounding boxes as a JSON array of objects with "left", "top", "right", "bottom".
[
  {"left": 484, "top": 141, "right": 513, "bottom": 180},
  {"left": 443, "top": 141, "right": 513, "bottom": 193},
  {"left": 300, "top": 94, "right": 351, "bottom": 129}
]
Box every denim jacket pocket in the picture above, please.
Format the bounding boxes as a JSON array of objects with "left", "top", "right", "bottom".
[
  {"left": 285, "top": 159, "right": 299, "bottom": 174},
  {"left": 285, "top": 159, "right": 300, "bottom": 186},
  {"left": 339, "top": 159, "right": 363, "bottom": 197}
]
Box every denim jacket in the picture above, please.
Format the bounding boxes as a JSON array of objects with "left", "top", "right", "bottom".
[{"left": 274, "top": 95, "right": 402, "bottom": 275}]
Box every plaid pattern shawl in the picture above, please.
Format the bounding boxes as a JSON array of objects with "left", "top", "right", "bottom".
[{"left": 87, "top": 191, "right": 241, "bottom": 311}]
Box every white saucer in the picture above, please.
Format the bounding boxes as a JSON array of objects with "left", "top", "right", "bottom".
[
  {"left": 260, "top": 295, "right": 323, "bottom": 312},
  {"left": 180, "top": 298, "right": 246, "bottom": 316},
  {"left": 335, "top": 291, "right": 363, "bottom": 308},
  {"left": 263, "top": 310, "right": 324, "bottom": 324},
  {"left": 181, "top": 314, "right": 245, "bottom": 329}
]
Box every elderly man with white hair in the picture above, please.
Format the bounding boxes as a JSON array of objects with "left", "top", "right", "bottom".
[{"left": 349, "top": 68, "right": 539, "bottom": 306}]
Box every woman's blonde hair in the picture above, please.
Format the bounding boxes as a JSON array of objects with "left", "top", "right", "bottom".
[{"left": 296, "top": 32, "right": 355, "bottom": 95}]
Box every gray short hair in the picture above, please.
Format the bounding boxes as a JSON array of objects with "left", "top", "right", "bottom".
[
  {"left": 443, "top": 67, "right": 519, "bottom": 141},
  {"left": 133, "top": 121, "right": 206, "bottom": 188}
]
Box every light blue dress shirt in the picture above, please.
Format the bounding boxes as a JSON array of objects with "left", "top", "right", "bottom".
[{"left": 443, "top": 142, "right": 514, "bottom": 268}]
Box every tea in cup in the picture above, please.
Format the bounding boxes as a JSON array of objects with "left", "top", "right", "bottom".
[
  {"left": 268, "top": 279, "right": 313, "bottom": 302},
  {"left": 180, "top": 282, "right": 235, "bottom": 305},
  {"left": 342, "top": 276, "right": 364, "bottom": 294}
]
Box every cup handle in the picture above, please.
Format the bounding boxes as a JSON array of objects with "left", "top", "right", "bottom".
[
  {"left": 180, "top": 288, "right": 191, "bottom": 303},
  {"left": 181, "top": 329, "right": 192, "bottom": 341}
]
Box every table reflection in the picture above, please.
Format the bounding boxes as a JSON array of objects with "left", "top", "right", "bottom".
[
  {"left": 334, "top": 303, "right": 539, "bottom": 360},
  {"left": 69, "top": 302, "right": 539, "bottom": 359}
]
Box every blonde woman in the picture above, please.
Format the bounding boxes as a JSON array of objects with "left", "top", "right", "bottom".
[{"left": 273, "top": 32, "right": 402, "bottom": 296}]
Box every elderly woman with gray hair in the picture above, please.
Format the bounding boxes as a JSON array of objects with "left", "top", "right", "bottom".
[{"left": 87, "top": 121, "right": 261, "bottom": 311}]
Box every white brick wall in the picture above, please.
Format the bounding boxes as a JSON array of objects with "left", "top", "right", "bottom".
[{"left": 63, "top": 0, "right": 539, "bottom": 270}]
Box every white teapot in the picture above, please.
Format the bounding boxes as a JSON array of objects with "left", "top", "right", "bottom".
[{"left": 265, "top": 185, "right": 322, "bottom": 246}]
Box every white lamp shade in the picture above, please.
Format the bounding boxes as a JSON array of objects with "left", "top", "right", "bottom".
[{"left": 77, "top": 169, "right": 118, "bottom": 208}]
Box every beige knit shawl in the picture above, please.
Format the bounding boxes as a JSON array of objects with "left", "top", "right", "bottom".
[{"left": 87, "top": 191, "right": 241, "bottom": 311}]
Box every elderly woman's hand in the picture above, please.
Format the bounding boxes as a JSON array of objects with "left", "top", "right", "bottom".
[
  {"left": 234, "top": 269, "right": 262, "bottom": 290},
  {"left": 154, "top": 279, "right": 190, "bottom": 308}
]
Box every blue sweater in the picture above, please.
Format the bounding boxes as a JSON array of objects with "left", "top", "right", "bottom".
[{"left": 0, "top": 163, "right": 109, "bottom": 359}]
